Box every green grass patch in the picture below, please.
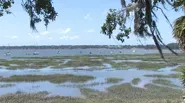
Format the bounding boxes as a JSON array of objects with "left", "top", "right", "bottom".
[
  {"left": 109, "top": 61, "right": 176, "bottom": 70},
  {"left": 0, "top": 84, "right": 15, "bottom": 88},
  {"left": 0, "top": 74, "right": 95, "bottom": 84},
  {"left": 132, "top": 78, "right": 141, "bottom": 85},
  {"left": 58, "top": 82, "right": 106, "bottom": 88},
  {"left": 0, "top": 83, "right": 182, "bottom": 103},
  {"left": 81, "top": 83, "right": 182, "bottom": 103},
  {"left": 106, "top": 78, "right": 123, "bottom": 83},
  {"left": 0, "top": 92, "right": 85, "bottom": 103},
  {"left": 173, "top": 65, "right": 185, "bottom": 72},
  {"left": 144, "top": 74, "right": 180, "bottom": 78},
  {"left": 63, "top": 56, "right": 103, "bottom": 67},
  {"left": 9, "top": 56, "right": 107, "bottom": 69},
  {"left": 152, "top": 79, "right": 179, "bottom": 87},
  {"left": 2, "top": 53, "right": 184, "bottom": 70}
]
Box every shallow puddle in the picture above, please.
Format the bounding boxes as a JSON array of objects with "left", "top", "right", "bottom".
[{"left": 0, "top": 82, "right": 81, "bottom": 97}]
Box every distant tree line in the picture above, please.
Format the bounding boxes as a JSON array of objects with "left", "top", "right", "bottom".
[{"left": 0, "top": 43, "right": 179, "bottom": 50}]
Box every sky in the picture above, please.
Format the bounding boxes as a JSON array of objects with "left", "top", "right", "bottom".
[{"left": 0, "top": 0, "right": 183, "bottom": 46}]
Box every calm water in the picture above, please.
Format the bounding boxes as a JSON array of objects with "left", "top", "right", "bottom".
[{"left": 0, "top": 48, "right": 181, "bottom": 59}]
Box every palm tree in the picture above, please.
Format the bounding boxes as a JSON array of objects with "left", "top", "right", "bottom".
[
  {"left": 173, "top": 16, "right": 185, "bottom": 50},
  {"left": 173, "top": 0, "right": 185, "bottom": 50}
]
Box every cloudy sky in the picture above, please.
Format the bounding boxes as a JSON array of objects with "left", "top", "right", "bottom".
[{"left": 0, "top": 0, "right": 183, "bottom": 46}]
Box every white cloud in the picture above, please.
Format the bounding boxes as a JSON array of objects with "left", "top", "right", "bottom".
[
  {"left": 60, "top": 28, "right": 71, "bottom": 34},
  {"left": 87, "top": 29, "right": 95, "bottom": 33},
  {"left": 4, "top": 36, "right": 18, "bottom": 39},
  {"left": 84, "top": 13, "right": 92, "bottom": 20},
  {"left": 40, "top": 31, "right": 49, "bottom": 35},
  {"left": 60, "top": 35, "right": 79, "bottom": 40}
]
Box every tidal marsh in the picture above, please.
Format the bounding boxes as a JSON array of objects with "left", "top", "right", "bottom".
[
  {"left": 0, "top": 53, "right": 182, "bottom": 71},
  {"left": 0, "top": 83, "right": 182, "bottom": 103},
  {"left": 152, "top": 79, "right": 179, "bottom": 87},
  {"left": 0, "top": 74, "right": 95, "bottom": 84},
  {"left": 0, "top": 53, "right": 184, "bottom": 102}
]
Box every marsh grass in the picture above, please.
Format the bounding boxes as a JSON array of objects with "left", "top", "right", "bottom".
[
  {"left": 0, "top": 74, "right": 95, "bottom": 83},
  {"left": 0, "top": 92, "right": 85, "bottom": 103},
  {"left": 63, "top": 56, "right": 104, "bottom": 67},
  {"left": 6, "top": 53, "right": 184, "bottom": 70},
  {"left": 81, "top": 83, "right": 182, "bottom": 103},
  {"left": 106, "top": 78, "right": 123, "bottom": 83},
  {"left": 0, "top": 84, "right": 15, "bottom": 88},
  {"left": 5, "top": 56, "right": 107, "bottom": 69},
  {"left": 109, "top": 61, "right": 175, "bottom": 70},
  {"left": 144, "top": 74, "right": 180, "bottom": 78},
  {"left": 173, "top": 65, "right": 185, "bottom": 72},
  {"left": 152, "top": 79, "right": 179, "bottom": 87},
  {"left": 58, "top": 82, "right": 106, "bottom": 88},
  {"left": 0, "top": 83, "right": 183, "bottom": 103},
  {"left": 132, "top": 78, "right": 141, "bottom": 85},
  {"left": 0, "top": 59, "right": 63, "bottom": 69}
]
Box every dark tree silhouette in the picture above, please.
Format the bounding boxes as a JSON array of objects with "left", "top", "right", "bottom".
[
  {"left": 0, "top": 0, "right": 57, "bottom": 30},
  {"left": 101, "top": 0, "right": 185, "bottom": 59}
]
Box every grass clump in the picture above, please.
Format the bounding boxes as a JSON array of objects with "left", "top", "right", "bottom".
[
  {"left": 0, "top": 92, "right": 85, "bottom": 103},
  {"left": 144, "top": 74, "right": 180, "bottom": 78},
  {"left": 110, "top": 61, "right": 175, "bottom": 70},
  {"left": 173, "top": 65, "right": 185, "bottom": 72},
  {"left": 81, "top": 83, "right": 182, "bottom": 103},
  {"left": 58, "top": 82, "right": 106, "bottom": 88},
  {"left": 0, "top": 59, "right": 63, "bottom": 70},
  {"left": 0, "top": 84, "right": 15, "bottom": 88},
  {"left": 0, "top": 74, "right": 95, "bottom": 84},
  {"left": 132, "top": 78, "right": 141, "bottom": 85},
  {"left": 63, "top": 56, "right": 103, "bottom": 67},
  {"left": 0, "top": 83, "right": 183, "bottom": 103},
  {"left": 106, "top": 78, "right": 123, "bottom": 83},
  {"left": 152, "top": 79, "right": 179, "bottom": 87}
]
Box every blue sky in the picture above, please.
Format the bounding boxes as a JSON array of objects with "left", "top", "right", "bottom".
[{"left": 0, "top": 0, "right": 183, "bottom": 46}]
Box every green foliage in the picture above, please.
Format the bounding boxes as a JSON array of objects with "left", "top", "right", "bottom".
[
  {"left": 21, "top": 0, "right": 57, "bottom": 30},
  {"left": 0, "top": 0, "right": 14, "bottom": 16},
  {"left": 101, "top": 9, "right": 131, "bottom": 43},
  {"left": 181, "top": 67, "right": 185, "bottom": 87},
  {"left": 0, "top": 0, "right": 57, "bottom": 31},
  {"left": 173, "top": 16, "right": 185, "bottom": 50},
  {"left": 101, "top": 0, "right": 181, "bottom": 59}
]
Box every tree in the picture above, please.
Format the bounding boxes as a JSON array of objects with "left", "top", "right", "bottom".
[
  {"left": 101, "top": 0, "right": 185, "bottom": 59},
  {"left": 0, "top": 0, "right": 57, "bottom": 30}
]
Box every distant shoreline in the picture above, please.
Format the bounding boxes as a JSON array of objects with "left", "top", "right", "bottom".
[{"left": 0, "top": 44, "right": 179, "bottom": 50}]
